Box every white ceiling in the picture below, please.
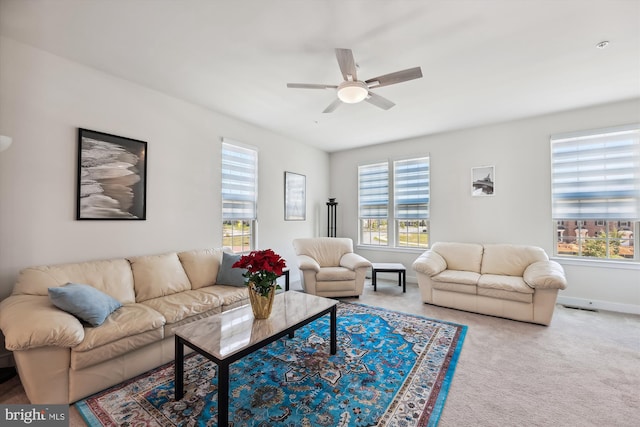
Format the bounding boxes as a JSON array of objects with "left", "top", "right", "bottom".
[{"left": 1, "top": 0, "right": 639, "bottom": 152}]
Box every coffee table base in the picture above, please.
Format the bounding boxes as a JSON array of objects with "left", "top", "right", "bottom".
[{"left": 175, "top": 304, "right": 337, "bottom": 427}]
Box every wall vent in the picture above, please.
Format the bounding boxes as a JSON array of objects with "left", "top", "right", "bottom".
[{"left": 562, "top": 304, "right": 598, "bottom": 313}]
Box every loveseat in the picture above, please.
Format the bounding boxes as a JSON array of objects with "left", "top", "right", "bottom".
[
  {"left": 0, "top": 248, "right": 251, "bottom": 404},
  {"left": 293, "top": 237, "right": 372, "bottom": 298},
  {"left": 412, "top": 242, "right": 567, "bottom": 325}
]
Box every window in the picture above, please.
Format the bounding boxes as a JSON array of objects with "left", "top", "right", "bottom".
[
  {"left": 551, "top": 124, "right": 639, "bottom": 261},
  {"left": 394, "top": 158, "right": 430, "bottom": 248},
  {"left": 358, "top": 156, "right": 430, "bottom": 249},
  {"left": 221, "top": 140, "right": 257, "bottom": 253},
  {"left": 358, "top": 162, "right": 389, "bottom": 246}
]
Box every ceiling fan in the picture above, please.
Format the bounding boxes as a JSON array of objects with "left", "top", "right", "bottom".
[{"left": 287, "top": 48, "right": 423, "bottom": 113}]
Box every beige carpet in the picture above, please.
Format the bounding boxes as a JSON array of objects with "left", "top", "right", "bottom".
[{"left": 1, "top": 280, "right": 639, "bottom": 426}]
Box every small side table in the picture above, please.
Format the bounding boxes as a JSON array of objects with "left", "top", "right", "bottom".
[
  {"left": 371, "top": 263, "right": 406, "bottom": 293},
  {"left": 280, "top": 269, "right": 290, "bottom": 291}
]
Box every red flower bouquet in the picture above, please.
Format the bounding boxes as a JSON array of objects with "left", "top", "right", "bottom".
[{"left": 232, "top": 249, "right": 287, "bottom": 297}]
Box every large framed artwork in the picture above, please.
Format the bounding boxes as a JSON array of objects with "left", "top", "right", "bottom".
[
  {"left": 471, "top": 165, "right": 495, "bottom": 197},
  {"left": 284, "top": 171, "right": 306, "bottom": 221},
  {"left": 77, "top": 128, "right": 147, "bottom": 220}
]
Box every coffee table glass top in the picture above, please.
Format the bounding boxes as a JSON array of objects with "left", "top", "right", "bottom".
[{"left": 174, "top": 291, "right": 338, "bottom": 360}]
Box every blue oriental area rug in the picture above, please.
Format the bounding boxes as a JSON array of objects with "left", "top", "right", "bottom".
[{"left": 76, "top": 303, "right": 467, "bottom": 427}]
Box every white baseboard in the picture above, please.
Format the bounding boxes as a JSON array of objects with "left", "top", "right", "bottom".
[{"left": 556, "top": 296, "right": 640, "bottom": 315}]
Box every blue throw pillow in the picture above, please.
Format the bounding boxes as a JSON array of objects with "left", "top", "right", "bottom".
[
  {"left": 48, "top": 283, "right": 122, "bottom": 327},
  {"left": 216, "top": 252, "right": 247, "bottom": 287}
]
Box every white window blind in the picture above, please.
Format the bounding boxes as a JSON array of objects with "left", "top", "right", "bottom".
[
  {"left": 551, "top": 124, "right": 640, "bottom": 220},
  {"left": 221, "top": 141, "right": 257, "bottom": 220},
  {"left": 358, "top": 162, "right": 389, "bottom": 219},
  {"left": 394, "top": 157, "right": 430, "bottom": 219}
]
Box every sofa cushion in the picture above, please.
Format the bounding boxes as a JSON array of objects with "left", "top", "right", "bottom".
[
  {"left": 71, "top": 328, "right": 164, "bottom": 370},
  {"left": 481, "top": 244, "right": 548, "bottom": 276},
  {"left": 316, "top": 267, "right": 356, "bottom": 281},
  {"left": 73, "top": 303, "right": 165, "bottom": 353},
  {"left": 129, "top": 253, "right": 192, "bottom": 302},
  {"left": 163, "top": 307, "right": 222, "bottom": 337},
  {"left": 71, "top": 302, "right": 165, "bottom": 368},
  {"left": 178, "top": 248, "right": 225, "bottom": 289},
  {"left": 48, "top": 283, "right": 122, "bottom": 327},
  {"left": 200, "top": 285, "right": 248, "bottom": 308},
  {"left": 140, "top": 289, "right": 222, "bottom": 324},
  {"left": 14, "top": 259, "right": 135, "bottom": 304},
  {"left": 216, "top": 252, "right": 247, "bottom": 287},
  {"left": 477, "top": 287, "right": 533, "bottom": 303},
  {"left": 432, "top": 281, "right": 477, "bottom": 295},
  {"left": 431, "top": 242, "right": 484, "bottom": 272},
  {"left": 432, "top": 269, "right": 480, "bottom": 285},
  {"left": 478, "top": 274, "right": 534, "bottom": 294}
]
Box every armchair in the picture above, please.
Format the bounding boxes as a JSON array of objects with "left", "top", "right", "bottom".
[{"left": 292, "top": 237, "right": 372, "bottom": 297}]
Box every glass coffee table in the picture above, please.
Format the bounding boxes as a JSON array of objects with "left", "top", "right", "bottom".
[{"left": 174, "top": 291, "right": 338, "bottom": 427}]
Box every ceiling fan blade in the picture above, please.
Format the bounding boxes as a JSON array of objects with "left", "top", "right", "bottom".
[
  {"left": 322, "top": 98, "right": 342, "bottom": 113},
  {"left": 365, "top": 67, "right": 423, "bottom": 89},
  {"left": 365, "top": 92, "right": 395, "bottom": 110},
  {"left": 335, "top": 48, "right": 357, "bottom": 81},
  {"left": 287, "top": 83, "right": 338, "bottom": 89}
]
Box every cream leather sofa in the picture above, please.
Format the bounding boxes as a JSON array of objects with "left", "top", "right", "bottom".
[
  {"left": 292, "top": 237, "right": 371, "bottom": 297},
  {"left": 0, "top": 248, "right": 249, "bottom": 404},
  {"left": 412, "top": 242, "right": 567, "bottom": 325}
]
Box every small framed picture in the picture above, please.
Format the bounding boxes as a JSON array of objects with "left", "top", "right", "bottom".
[
  {"left": 77, "top": 128, "right": 147, "bottom": 220},
  {"left": 471, "top": 166, "right": 495, "bottom": 197},
  {"left": 284, "top": 171, "right": 306, "bottom": 221}
]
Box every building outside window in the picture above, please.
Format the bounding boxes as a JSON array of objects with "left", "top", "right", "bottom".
[
  {"left": 358, "top": 156, "right": 430, "bottom": 249},
  {"left": 551, "top": 124, "right": 639, "bottom": 261},
  {"left": 221, "top": 140, "right": 257, "bottom": 253}
]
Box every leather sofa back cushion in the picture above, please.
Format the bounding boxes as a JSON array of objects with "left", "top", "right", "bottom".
[
  {"left": 178, "top": 248, "right": 224, "bottom": 289},
  {"left": 293, "top": 237, "right": 353, "bottom": 268},
  {"left": 14, "top": 259, "right": 136, "bottom": 304},
  {"left": 129, "top": 253, "right": 191, "bottom": 301},
  {"left": 431, "top": 242, "right": 483, "bottom": 272},
  {"left": 481, "top": 244, "right": 548, "bottom": 276}
]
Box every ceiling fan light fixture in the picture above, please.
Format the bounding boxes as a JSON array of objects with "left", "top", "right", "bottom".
[{"left": 337, "top": 81, "right": 368, "bottom": 103}]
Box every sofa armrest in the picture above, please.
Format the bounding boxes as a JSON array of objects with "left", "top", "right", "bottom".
[
  {"left": 0, "top": 295, "right": 84, "bottom": 351},
  {"left": 524, "top": 261, "right": 567, "bottom": 290},
  {"left": 412, "top": 251, "right": 447, "bottom": 276},
  {"left": 296, "top": 255, "right": 321, "bottom": 272},
  {"left": 340, "top": 253, "right": 372, "bottom": 270}
]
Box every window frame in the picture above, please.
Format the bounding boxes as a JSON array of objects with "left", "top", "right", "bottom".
[
  {"left": 550, "top": 124, "right": 639, "bottom": 262},
  {"left": 393, "top": 157, "right": 430, "bottom": 249},
  {"left": 221, "top": 140, "right": 258, "bottom": 253},
  {"left": 358, "top": 162, "right": 389, "bottom": 247},
  {"left": 358, "top": 156, "right": 430, "bottom": 250}
]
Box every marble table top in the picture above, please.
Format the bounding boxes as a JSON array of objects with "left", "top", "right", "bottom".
[{"left": 174, "top": 291, "right": 338, "bottom": 360}]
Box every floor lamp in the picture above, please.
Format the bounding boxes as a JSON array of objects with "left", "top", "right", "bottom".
[{"left": 327, "top": 198, "right": 338, "bottom": 237}]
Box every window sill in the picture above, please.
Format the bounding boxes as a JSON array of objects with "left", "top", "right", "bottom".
[
  {"left": 356, "top": 245, "right": 427, "bottom": 255},
  {"left": 551, "top": 256, "right": 640, "bottom": 271}
]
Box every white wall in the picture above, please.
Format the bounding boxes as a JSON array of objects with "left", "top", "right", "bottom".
[
  {"left": 330, "top": 98, "right": 640, "bottom": 314},
  {"left": 1, "top": 36, "right": 638, "bottom": 315},
  {"left": 0, "top": 37, "right": 329, "bottom": 300}
]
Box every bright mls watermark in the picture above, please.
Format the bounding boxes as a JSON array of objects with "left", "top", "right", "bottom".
[{"left": 1, "top": 405, "right": 68, "bottom": 426}]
